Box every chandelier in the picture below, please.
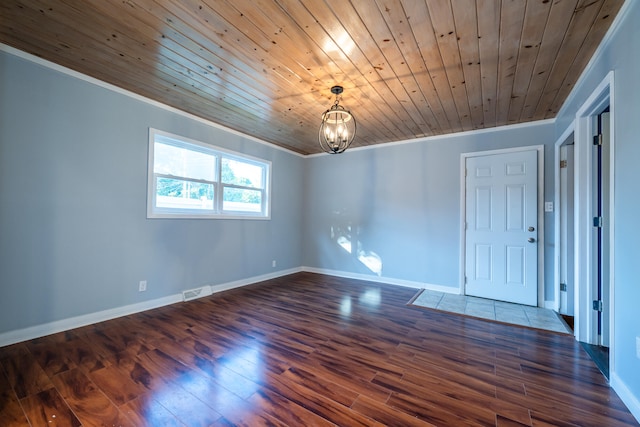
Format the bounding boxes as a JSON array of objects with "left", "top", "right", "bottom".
[{"left": 318, "top": 86, "right": 356, "bottom": 154}]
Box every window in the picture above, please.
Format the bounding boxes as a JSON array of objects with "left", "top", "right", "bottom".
[{"left": 147, "top": 129, "right": 270, "bottom": 219}]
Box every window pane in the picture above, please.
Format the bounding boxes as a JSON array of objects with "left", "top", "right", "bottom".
[
  {"left": 154, "top": 142, "right": 216, "bottom": 181},
  {"left": 148, "top": 129, "right": 270, "bottom": 219},
  {"left": 221, "top": 158, "right": 263, "bottom": 188},
  {"left": 223, "top": 187, "right": 262, "bottom": 212},
  {"left": 156, "top": 177, "right": 214, "bottom": 210}
]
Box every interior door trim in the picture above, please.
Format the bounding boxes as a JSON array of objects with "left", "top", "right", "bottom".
[
  {"left": 553, "top": 124, "right": 576, "bottom": 314},
  {"left": 459, "top": 145, "right": 545, "bottom": 307},
  {"left": 572, "top": 70, "right": 615, "bottom": 351}
]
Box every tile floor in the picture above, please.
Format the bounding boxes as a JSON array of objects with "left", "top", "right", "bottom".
[{"left": 410, "top": 289, "right": 572, "bottom": 334}]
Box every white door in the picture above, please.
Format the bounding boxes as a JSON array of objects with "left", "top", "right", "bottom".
[{"left": 465, "top": 150, "right": 538, "bottom": 305}]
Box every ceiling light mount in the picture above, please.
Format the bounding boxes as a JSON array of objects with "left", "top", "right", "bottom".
[{"left": 319, "top": 85, "right": 356, "bottom": 154}]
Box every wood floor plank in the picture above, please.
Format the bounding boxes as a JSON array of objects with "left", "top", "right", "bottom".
[
  {"left": 252, "top": 368, "right": 379, "bottom": 427},
  {"left": 25, "top": 340, "right": 77, "bottom": 377},
  {"left": 0, "top": 367, "right": 30, "bottom": 426},
  {"left": 279, "top": 365, "right": 359, "bottom": 407},
  {"left": 350, "top": 394, "right": 437, "bottom": 427},
  {"left": 119, "top": 392, "right": 185, "bottom": 427},
  {"left": 20, "top": 387, "right": 81, "bottom": 427},
  {"left": 51, "top": 368, "right": 135, "bottom": 427},
  {"left": 150, "top": 382, "right": 223, "bottom": 427},
  {"left": 87, "top": 361, "right": 148, "bottom": 405},
  {"left": 496, "top": 414, "right": 531, "bottom": 427},
  {"left": 1, "top": 349, "right": 54, "bottom": 399},
  {"left": 0, "top": 272, "right": 637, "bottom": 426},
  {"left": 0, "top": 399, "right": 30, "bottom": 427},
  {"left": 247, "top": 387, "right": 338, "bottom": 426},
  {"left": 54, "top": 336, "right": 110, "bottom": 373},
  {"left": 374, "top": 371, "right": 498, "bottom": 426}
]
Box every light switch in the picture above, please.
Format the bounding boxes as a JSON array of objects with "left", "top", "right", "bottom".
[{"left": 545, "top": 202, "right": 554, "bottom": 212}]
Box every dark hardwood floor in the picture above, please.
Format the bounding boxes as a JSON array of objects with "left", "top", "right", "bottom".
[{"left": 0, "top": 272, "right": 637, "bottom": 426}]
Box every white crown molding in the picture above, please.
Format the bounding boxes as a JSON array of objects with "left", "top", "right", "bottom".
[
  {"left": 0, "top": 43, "right": 304, "bottom": 158},
  {"left": 307, "top": 119, "right": 556, "bottom": 158}
]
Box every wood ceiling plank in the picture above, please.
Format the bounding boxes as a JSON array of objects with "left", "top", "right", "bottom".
[
  {"left": 391, "top": 0, "right": 455, "bottom": 135},
  {"left": 117, "top": 0, "right": 288, "bottom": 106},
  {"left": 547, "top": 0, "right": 623, "bottom": 116},
  {"left": 214, "top": 0, "right": 394, "bottom": 146},
  {"left": 0, "top": 5, "right": 199, "bottom": 103},
  {"left": 149, "top": 0, "right": 320, "bottom": 119},
  {"left": 401, "top": 0, "right": 463, "bottom": 133},
  {"left": 283, "top": 0, "right": 413, "bottom": 143},
  {"left": 366, "top": 0, "right": 442, "bottom": 136},
  {"left": 315, "top": 0, "right": 428, "bottom": 140},
  {"left": 451, "top": 0, "right": 484, "bottom": 130},
  {"left": 476, "top": 0, "right": 501, "bottom": 128},
  {"left": 206, "top": 0, "right": 322, "bottom": 100},
  {"left": 425, "top": 0, "right": 474, "bottom": 131},
  {"left": 210, "top": 0, "right": 400, "bottom": 146},
  {"left": 8, "top": 22, "right": 303, "bottom": 151},
  {"left": 534, "top": 0, "right": 606, "bottom": 118},
  {"left": 0, "top": 0, "right": 624, "bottom": 153},
  {"left": 495, "top": 0, "right": 526, "bottom": 126},
  {"left": 10, "top": 0, "right": 284, "bottom": 136},
  {"left": 519, "top": 0, "right": 580, "bottom": 121},
  {"left": 507, "top": 0, "right": 553, "bottom": 124},
  {"left": 373, "top": 0, "right": 444, "bottom": 136},
  {"left": 137, "top": 0, "right": 331, "bottom": 150}
]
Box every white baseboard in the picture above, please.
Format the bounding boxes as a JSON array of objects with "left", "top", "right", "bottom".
[
  {"left": 301, "top": 266, "right": 459, "bottom": 294},
  {"left": 0, "top": 267, "right": 302, "bottom": 347},
  {"left": 0, "top": 294, "right": 182, "bottom": 347},
  {"left": 611, "top": 372, "right": 640, "bottom": 424},
  {"left": 0, "top": 267, "right": 560, "bottom": 347},
  {"left": 209, "top": 267, "right": 303, "bottom": 293}
]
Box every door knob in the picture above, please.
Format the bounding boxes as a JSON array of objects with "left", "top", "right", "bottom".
[
  {"left": 528, "top": 226, "right": 535, "bottom": 232},
  {"left": 528, "top": 237, "right": 536, "bottom": 243}
]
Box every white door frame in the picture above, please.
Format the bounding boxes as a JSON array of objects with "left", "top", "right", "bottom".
[
  {"left": 553, "top": 125, "right": 575, "bottom": 313},
  {"left": 572, "top": 71, "right": 615, "bottom": 358},
  {"left": 459, "top": 145, "right": 545, "bottom": 307}
]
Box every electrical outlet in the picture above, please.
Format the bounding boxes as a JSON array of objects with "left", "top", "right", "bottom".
[
  {"left": 636, "top": 336, "right": 640, "bottom": 359},
  {"left": 139, "top": 280, "right": 147, "bottom": 292},
  {"left": 272, "top": 260, "right": 277, "bottom": 268},
  {"left": 545, "top": 201, "right": 554, "bottom": 212}
]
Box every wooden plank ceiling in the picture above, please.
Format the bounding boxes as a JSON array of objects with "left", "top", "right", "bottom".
[{"left": 0, "top": 0, "right": 624, "bottom": 155}]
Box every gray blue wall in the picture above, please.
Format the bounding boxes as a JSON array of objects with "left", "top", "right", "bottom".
[
  {"left": 554, "top": 0, "right": 640, "bottom": 414},
  {"left": 303, "top": 123, "right": 556, "bottom": 296},
  {"left": 0, "top": 50, "right": 304, "bottom": 335}
]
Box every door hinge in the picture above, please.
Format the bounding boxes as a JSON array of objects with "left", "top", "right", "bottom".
[
  {"left": 593, "top": 134, "right": 603, "bottom": 146},
  {"left": 560, "top": 283, "right": 567, "bottom": 292},
  {"left": 593, "top": 216, "right": 603, "bottom": 228},
  {"left": 593, "top": 300, "right": 603, "bottom": 312},
  {"left": 464, "top": 276, "right": 468, "bottom": 284},
  {"left": 560, "top": 160, "right": 567, "bottom": 168}
]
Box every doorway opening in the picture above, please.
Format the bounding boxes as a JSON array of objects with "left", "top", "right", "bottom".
[{"left": 566, "top": 71, "right": 614, "bottom": 380}]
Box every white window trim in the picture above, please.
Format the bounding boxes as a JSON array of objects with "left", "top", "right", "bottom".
[{"left": 147, "top": 128, "right": 271, "bottom": 220}]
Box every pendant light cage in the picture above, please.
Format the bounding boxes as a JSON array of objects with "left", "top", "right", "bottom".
[{"left": 319, "top": 86, "right": 356, "bottom": 154}]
